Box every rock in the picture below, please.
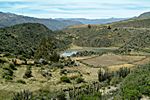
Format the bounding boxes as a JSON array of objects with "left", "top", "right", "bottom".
[
  {"left": 13, "top": 59, "right": 24, "bottom": 65},
  {"left": 27, "top": 60, "right": 35, "bottom": 65},
  {"left": 39, "top": 58, "right": 48, "bottom": 64}
]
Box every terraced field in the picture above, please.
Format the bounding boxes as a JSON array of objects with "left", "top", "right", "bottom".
[{"left": 80, "top": 53, "right": 150, "bottom": 69}]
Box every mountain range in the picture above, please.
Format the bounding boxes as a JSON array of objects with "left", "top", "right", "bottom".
[
  {"left": 0, "top": 12, "right": 128, "bottom": 30},
  {"left": 56, "top": 18, "right": 127, "bottom": 24},
  {"left": 0, "top": 12, "right": 82, "bottom": 30}
]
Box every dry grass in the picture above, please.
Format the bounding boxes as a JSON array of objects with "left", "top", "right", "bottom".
[
  {"left": 0, "top": 52, "right": 149, "bottom": 99},
  {"left": 107, "top": 64, "right": 135, "bottom": 71},
  {"left": 81, "top": 54, "right": 146, "bottom": 67}
]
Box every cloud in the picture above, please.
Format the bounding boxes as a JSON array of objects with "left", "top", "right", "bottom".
[{"left": 0, "top": 0, "right": 150, "bottom": 18}]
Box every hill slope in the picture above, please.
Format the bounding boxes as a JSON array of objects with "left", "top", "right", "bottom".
[
  {"left": 64, "top": 25, "right": 144, "bottom": 47},
  {"left": 0, "top": 23, "right": 71, "bottom": 58},
  {"left": 111, "top": 18, "right": 150, "bottom": 28},
  {"left": 138, "top": 11, "right": 150, "bottom": 19},
  {"left": 119, "top": 30, "right": 150, "bottom": 53}
]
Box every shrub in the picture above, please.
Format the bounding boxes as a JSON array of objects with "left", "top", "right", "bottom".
[
  {"left": 76, "top": 77, "right": 84, "bottom": 83},
  {"left": 23, "top": 66, "right": 32, "bottom": 78},
  {"left": 56, "top": 91, "right": 66, "bottom": 100},
  {"left": 116, "top": 67, "right": 130, "bottom": 78},
  {"left": 60, "top": 76, "right": 71, "bottom": 83},
  {"left": 88, "top": 24, "right": 91, "bottom": 29},
  {"left": 17, "top": 80, "right": 26, "bottom": 84},
  {"left": 12, "top": 90, "right": 32, "bottom": 100},
  {"left": 51, "top": 63, "right": 64, "bottom": 69},
  {"left": 41, "top": 70, "right": 52, "bottom": 78},
  {"left": 2, "top": 64, "right": 14, "bottom": 80},
  {"left": 120, "top": 64, "right": 150, "bottom": 99},
  {"left": 3, "top": 75, "right": 13, "bottom": 80},
  {"left": 60, "top": 69, "right": 67, "bottom": 75},
  {"left": 9, "top": 63, "right": 17, "bottom": 70},
  {"left": 98, "top": 68, "right": 112, "bottom": 82},
  {"left": 110, "top": 77, "right": 122, "bottom": 85}
]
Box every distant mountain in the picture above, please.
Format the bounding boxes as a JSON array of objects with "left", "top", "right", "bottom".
[
  {"left": 0, "top": 12, "right": 82, "bottom": 30},
  {"left": 138, "top": 11, "right": 150, "bottom": 19},
  {"left": 56, "top": 18, "right": 127, "bottom": 24}
]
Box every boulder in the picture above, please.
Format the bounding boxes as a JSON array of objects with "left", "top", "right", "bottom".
[{"left": 13, "top": 59, "right": 24, "bottom": 65}]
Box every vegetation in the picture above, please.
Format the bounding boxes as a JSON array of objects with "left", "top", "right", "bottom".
[
  {"left": 0, "top": 23, "right": 72, "bottom": 61},
  {"left": 119, "top": 64, "right": 150, "bottom": 99},
  {"left": 72, "top": 50, "right": 105, "bottom": 57},
  {"left": 12, "top": 90, "right": 32, "bottom": 100},
  {"left": 23, "top": 66, "right": 32, "bottom": 78},
  {"left": 76, "top": 77, "right": 85, "bottom": 83},
  {"left": 64, "top": 25, "right": 143, "bottom": 48},
  {"left": 0, "top": 11, "right": 150, "bottom": 100},
  {"left": 16, "top": 79, "right": 26, "bottom": 84},
  {"left": 2, "top": 63, "right": 16, "bottom": 80},
  {"left": 60, "top": 76, "right": 71, "bottom": 83},
  {"left": 118, "top": 30, "right": 150, "bottom": 53},
  {"left": 112, "top": 18, "right": 150, "bottom": 28},
  {"left": 98, "top": 67, "right": 130, "bottom": 82}
]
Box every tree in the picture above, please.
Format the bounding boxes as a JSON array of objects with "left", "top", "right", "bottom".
[
  {"left": 88, "top": 24, "right": 91, "bottom": 29},
  {"left": 35, "top": 36, "right": 60, "bottom": 62}
]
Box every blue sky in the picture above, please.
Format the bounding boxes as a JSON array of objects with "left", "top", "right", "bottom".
[{"left": 0, "top": 0, "right": 150, "bottom": 19}]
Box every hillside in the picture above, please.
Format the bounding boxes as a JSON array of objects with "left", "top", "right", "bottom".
[
  {"left": 0, "top": 23, "right": 72, "bottom": 59},
  {"left": 119, "top": 30, "right": 150, "bottom": 53},
  {"left": 138, "top": 11, "right": 150, "bottom": 19},
  {"left": 64, "top": 25, "right": 146, "bottom": 48},
  {"left": 0, "top": 12, "right": 82, "bottom": 30},
  {"left": 108, "top": 11, "right": 150, "bottom": 28},
  {"left": 111, "top": 18, "right": 150, "bottom": 28}
]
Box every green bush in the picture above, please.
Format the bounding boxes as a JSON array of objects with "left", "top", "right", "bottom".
[
  {"left": 56, "top": 91, "right": 66, "bottom": 100},
  {"left": 3, "top": 75, "right": 13, "bottom": 80},
  {"left": 16, "top": 80, "right": 26, "bottom": 84},
  {"left": 76, "top": 77, "right": 84, "bottom": 83},
  {"left": 12, "top": 90, "right": 32, "bottom": 100},
  {"left": 60, "top": 69, "right": 67, "bottom": 75},
  {"left": 98, "top": 68, "right": 112, "bottom": 82},
  {"left": 2, "top": 64, "right": 14, "bottom": 80},
  {"left": 23, "top": 66, "right": 32, "bottom": 78},
  {"left": 9, "top": 63, "right": 17, "bottom": 70},
  {"left": 110, "top": 77, "right": 122, "bottom": 85},
  {"left": 60, "top": 76, "right": 71, "bottom": 83},
  {"left": 116, "top": 67, "right": 130, "bottom": 78},
  {"left": 120, "top": 64, "right": 150, "bottom": 99}
]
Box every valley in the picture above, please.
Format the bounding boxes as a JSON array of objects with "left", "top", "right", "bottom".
[{"left": 0, "top": 11, "right": 150, "bottom": 100}]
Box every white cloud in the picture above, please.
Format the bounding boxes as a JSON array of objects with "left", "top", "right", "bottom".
[{"left": 0, "top": 0, "right": 150, "bottom": 18}]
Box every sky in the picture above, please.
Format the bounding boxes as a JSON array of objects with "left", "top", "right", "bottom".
[{"left": 0, "top": 0, "right": 150, "bottom": 19}]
